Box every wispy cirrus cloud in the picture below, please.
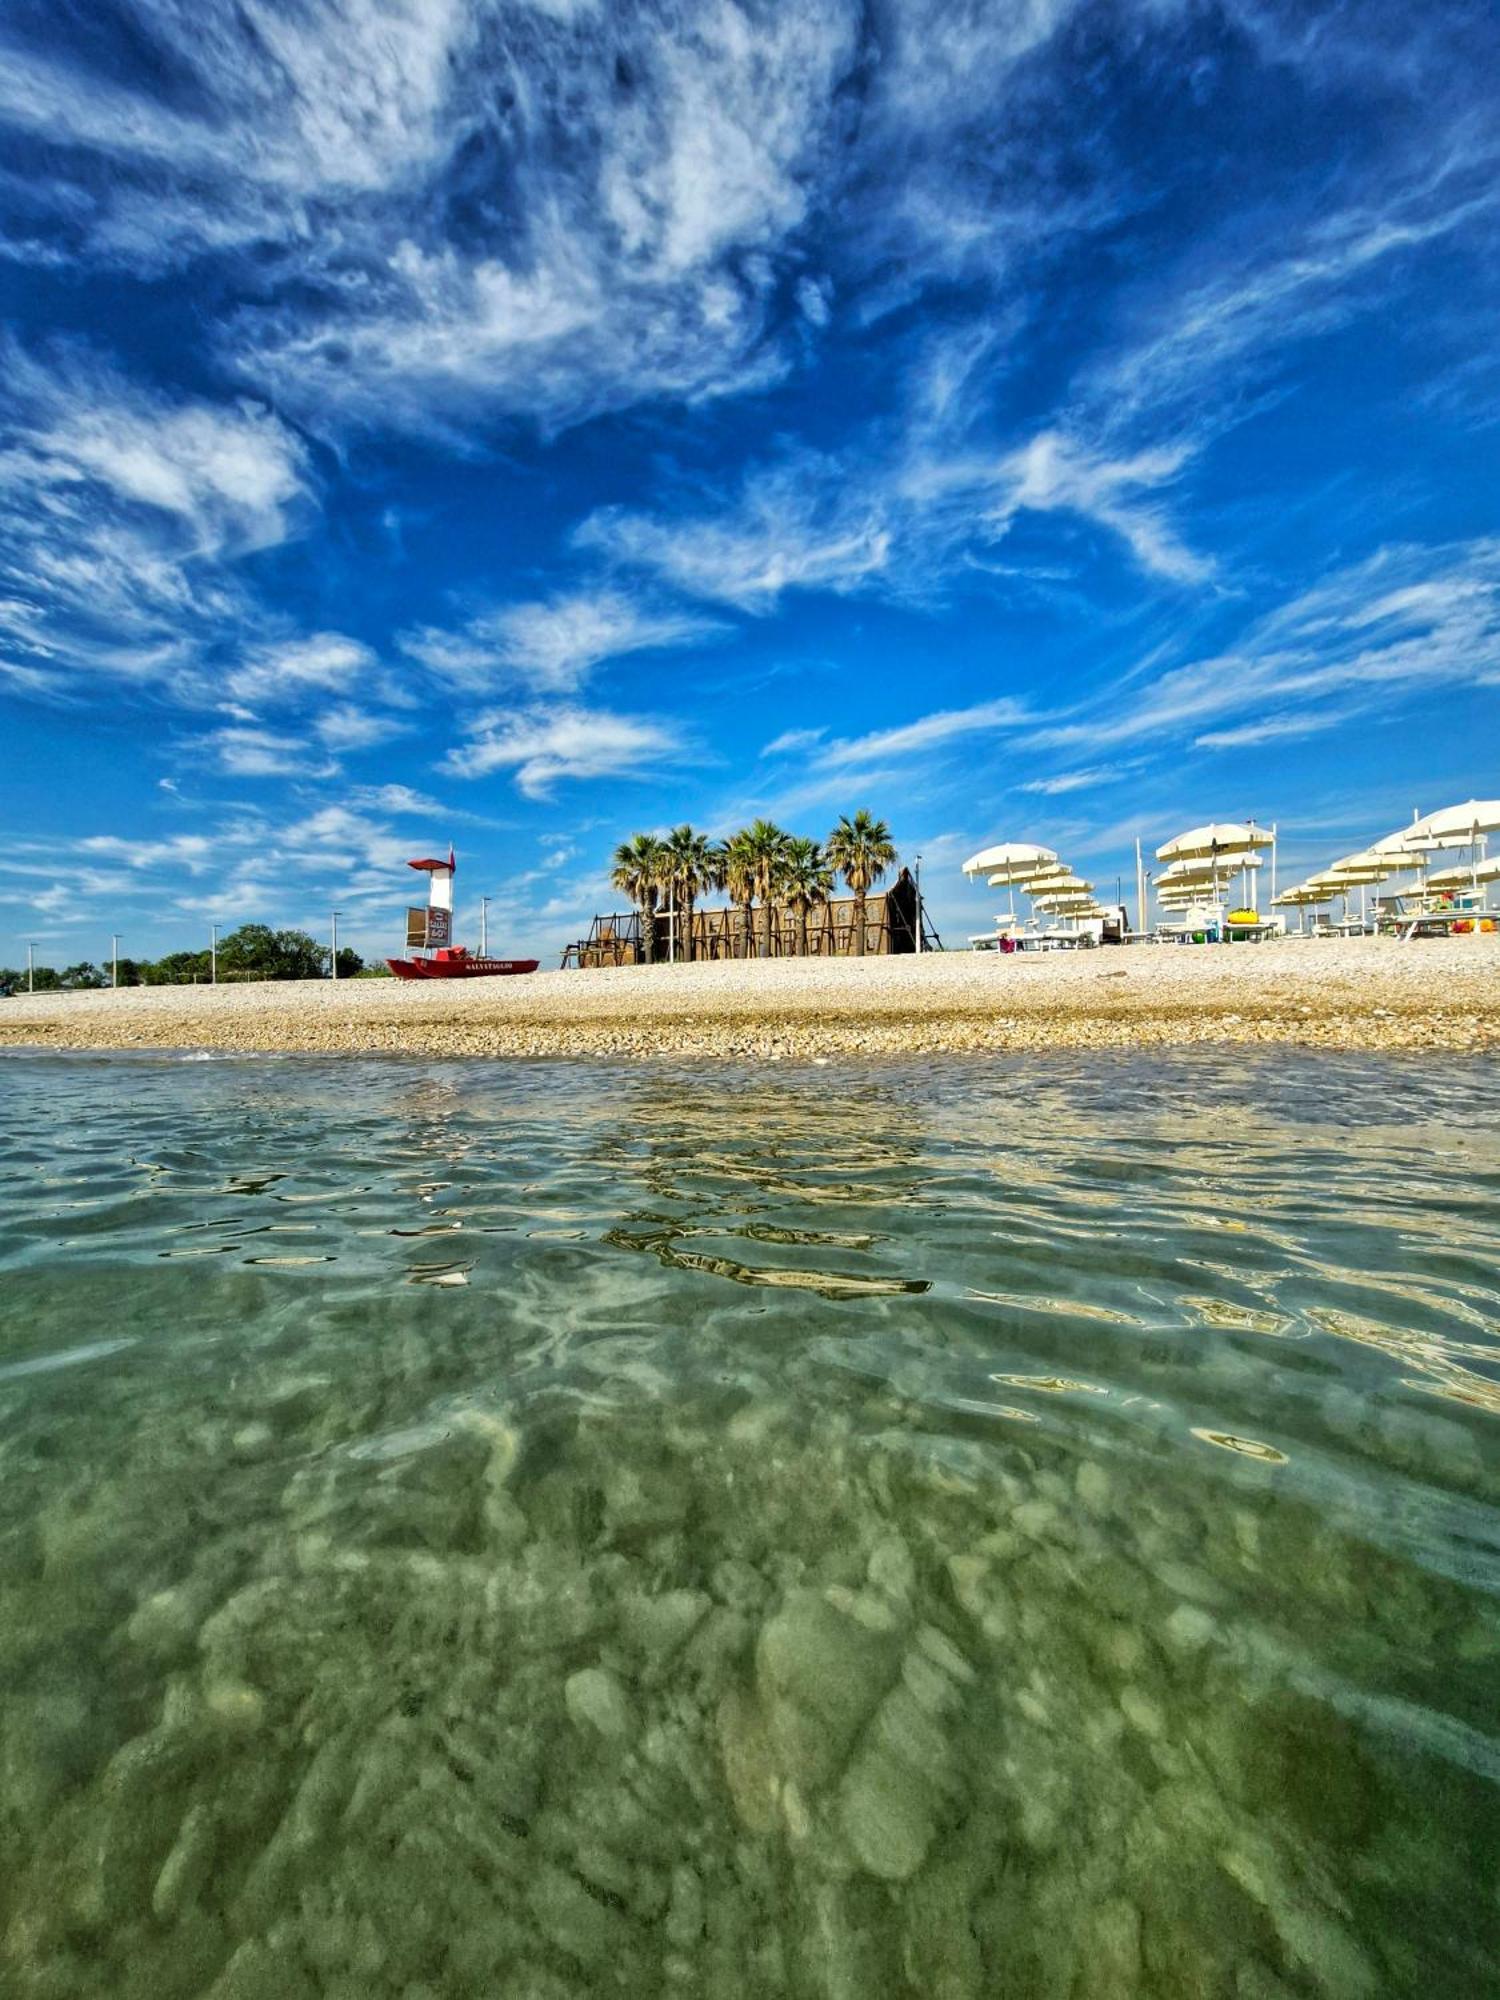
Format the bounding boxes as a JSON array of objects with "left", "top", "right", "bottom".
[
  {"left": 401, "top": 588, "right": 723, "bottom": 694},
  {"left": 198, "top": 725, "right": 339, "bottom": 780},
  {"left": 226, "top": 633, "right": 375, "bottom": 707},
  {"left": 442, "top": 704, "right": 686, "bottom": 796},
  {"left": 1026, "top": 537, "right": 1500, "bottom": 757},
  {"left": 0, "top": 338, "right": 309, "bottom": 697},
  {"left": 577, "top": 460, "right": 892, "bottom": 613}
]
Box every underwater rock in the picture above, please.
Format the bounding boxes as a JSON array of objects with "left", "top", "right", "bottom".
[
  {"left": 716, "top": 1685, "right": 780, "bottom": 1835},
  {"left": 152, "top": 1800, "right": 218, "bottom": 1921},
  {"left": 564, "top": 1666, "right": 633, "bottom": 1739},
  {"left": 619, "top": 1588, "right": 710, "bottom": 1668},
  {"left": 527, "top": 1864, "right": 628, "bottom": 1969},
  {"left": 756, "top": 1588, "right": 902, "bottom": 1791},
  {"left": 838, "top": 1741, "right": 938, "bottom": 1880}
]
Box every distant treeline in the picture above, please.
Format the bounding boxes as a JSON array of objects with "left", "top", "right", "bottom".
[{"left": 1, "top": 923, "right": 378, "bottom": 991}]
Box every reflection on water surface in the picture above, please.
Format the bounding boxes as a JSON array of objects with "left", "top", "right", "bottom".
[{"left": 1, "top": 1049, "right": 1498, "bottom": 1997}]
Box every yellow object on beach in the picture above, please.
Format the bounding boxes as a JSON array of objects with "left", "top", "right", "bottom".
[{"left": 1227, "top": 909, "right": 1259, "bottom": 925}]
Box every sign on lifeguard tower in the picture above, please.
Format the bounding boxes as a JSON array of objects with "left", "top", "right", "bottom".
[{"left": 405, "top": 849, "right": 454, "bottom": 949}]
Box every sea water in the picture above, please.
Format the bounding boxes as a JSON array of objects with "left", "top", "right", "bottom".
[{"left": 0, "top": 1049, "right": 1498, "bottom": 1998}]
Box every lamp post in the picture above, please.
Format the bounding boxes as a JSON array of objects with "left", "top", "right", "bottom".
[
  {"left": 111, "top": 934, "right": 120, "bottom": 988},
  {"left": 26, "top": 941, "right": 37, "bottom": 994},
  {"left": 479, "top": 896, "right": 491, "bottom": 956},
  {"left": 210, "top": 922, "right": 220, "bottom": 986},
  {"left": 330, "top": 910, "right": 341, "bottom": 980},
  {"left": 914, "top": 854, "right": 923, "bottom": 952}
]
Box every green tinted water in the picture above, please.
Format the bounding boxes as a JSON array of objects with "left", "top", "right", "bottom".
[{"left": 1, "top": 1051, "right": 1498, "bottom": 1998}]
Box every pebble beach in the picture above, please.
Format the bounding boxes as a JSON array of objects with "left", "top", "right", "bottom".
[{"left": 2, "top": 933, "right": 1497, "bottom": 1060}]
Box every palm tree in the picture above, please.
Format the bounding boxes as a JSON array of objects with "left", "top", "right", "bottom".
[
  {"left": 826, "top": 810, "right": 897, "bottom": 957},
  {"left": 663, "top": 824, "right": 715, "bottom": 962},
  {"left": 781, "top": 837, "right": 834, "bottom": 956},
  {"left": 740, "top": 818, "right": 791, "bottom": 958},
  {"left": 611, "top": 833, "right": 665, "bottom": 964},
  {"left": 719, "top": 830, "right": 757, "bottom": 960}
]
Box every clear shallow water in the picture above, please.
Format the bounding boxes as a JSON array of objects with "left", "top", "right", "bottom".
[{"left": 1, "top": 1050, "right": 1499, "bottom": 1998}]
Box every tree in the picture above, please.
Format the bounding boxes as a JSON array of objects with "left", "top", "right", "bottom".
[
  {"left": 740, "top": 818, "right": 791, "bottom": 958},
  {"left": 59, "top": 962, "right": 107, "bottom": 989},
  {"left": 216, "top": 924, "right": 327, "bottom": 981},
  {"left": 611, "top": 833, "right": 666, "bottom": 965},
  {"left": 827, "top": 810, "right": 896, "bottom": 957},
  {"left": 781, "top": 838, "right": 834, "bottom": 956},
  {"left": 718, "top": 831, "right": 757, "bottom": 960},
  {"left": 662, "top": 825, "right": 715, "bottom": 963},
  {"left": 334, "top": 947, "right": 364, "bottom": 978},
  {"left": 143, "top": 950, "right": 210, "bottom": 985}
]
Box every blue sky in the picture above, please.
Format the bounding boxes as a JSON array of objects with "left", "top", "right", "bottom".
[{"left": 2, "top": 0, "right": 1498, "bottom": 966}]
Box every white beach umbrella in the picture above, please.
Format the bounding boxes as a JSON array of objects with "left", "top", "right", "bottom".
[
  {"left": 1326, "top": 850, "right": 1397, "bottom": 880},
  {"left": 1309, "top": 867, "right": 1384, "bottom": 888},
  {"left": 1155, "top": 822, "right": 1273, "bottom": 863},
  {"left": 963, "top": 842, "right": 1058, "bottom": 878},
  {"left": 1425, "top": 856, "right": 1500, "bottom": 890},
  {"left": 1158, "top": 854, "right": 1262, "bottom": 884},
  {"left": 1402, "top": 800, "right": 1500, "bottom": 900},
  {"left": 965, "top": 841, "right": 1060, "bottom": 919},
  {"left": 1273, "top": 880, "right": 1331, "bottom": 931},
  {"left": 1404, "top": 800, "right": 1500, "bottom": 848},
  {"left": 1156, "top": 822, "right": 1273, "bottom": 910},
  {"left": 1274, "top": 881, "right": 1329, "bottom": 904}
]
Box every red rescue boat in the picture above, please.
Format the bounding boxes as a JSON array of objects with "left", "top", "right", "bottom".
[
  {"left": 386, "top": 848, "right": 538, "bottom": 979},
  {"left": 387, "top": 946, "right": 539, "bottom": 980}
]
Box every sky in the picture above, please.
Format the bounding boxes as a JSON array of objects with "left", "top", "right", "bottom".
[{"left": 2, "top": 0, "right": 1498, "bottom": 968}]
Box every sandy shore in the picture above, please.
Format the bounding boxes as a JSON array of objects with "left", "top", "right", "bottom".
[{"left": 2, "top": 935, "right": 1497, "bottom": 1059}]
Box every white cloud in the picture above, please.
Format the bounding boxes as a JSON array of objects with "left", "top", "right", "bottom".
[
  {"left": 443, "top": 704, "right": 684, "bottom": 796},
  {"left": 904, "top": 430, "right": 1209, "bottom": 584},
  {"left": 762, "top": 726, "right": 827, "bottom": 756},
  {"left": 1026, "top": 538, "right": 1500, "bottom": 756},
  {"left": 816, "top": 697, "right": 1030, "bottom": 770},
  {"left": 228, "top": 633, "right": 374, "bottom": 706},
  {"left": 1017, "top": 763, "right": 1136, "bottom": 795},
  {"left": 403, "top": 589, "right": 723, "bottom": 694},
  {"left": 314, "top": 703, "right": 410, "bottom": 751},
  {"left": 200, "top": 726, "right": 339, "bottom": 779},
  {"left": 0, "top": 339, "right": 309, "bottom": 698},
  {"left": 579, "top": 459, "right": 891, "bottom": 611}
]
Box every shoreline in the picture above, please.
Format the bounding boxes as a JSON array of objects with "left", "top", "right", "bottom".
[{"left": 2, "top": 935, "right": 1497, "bottom": 1059}]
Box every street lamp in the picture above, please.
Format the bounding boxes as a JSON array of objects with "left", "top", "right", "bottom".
[
  {"left": 479, "top": 895, "right": 491, "bottom": 956},
  {"left": 26, "top": 941, "right": 37, "bottom": 994},
  {"left": 210, "top": 922, "right": 220, "bottom": 986},
  {"left": 111, "top": 934, "right": 121, "bottom": 988},
  {"left": 330, "top": 910, "right": 341, "bottom": 980}
]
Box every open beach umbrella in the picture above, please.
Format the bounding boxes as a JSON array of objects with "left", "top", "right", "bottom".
[
  {"left": 963, "top": 842, "right": 1058, "bottom": 878},
  {"left": 1156, "top": 822, "right": 1273, "bottom": 908},
  {"left": 1273, "top": 881, "right": 1330, "bottom": 932},
  {"left": 1424, "top": 855, "right": 1500, "bottom": 892},
  {"left": 1401, "top": 801, "right": 1500, "bottom": 901},
  {"left": 1403, "top": 800, "right": 1500, "bottom": 849},
  {"left": 965, "top": 841, "right": 1059, "bottom": 919},
  {"left": 1155, "top": 822, "right": 1273, "bottom": 862}
]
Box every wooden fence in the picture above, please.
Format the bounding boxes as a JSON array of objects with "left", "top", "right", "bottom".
[{"left": 561, "top": 881, "right": 940, "bottom": 969}]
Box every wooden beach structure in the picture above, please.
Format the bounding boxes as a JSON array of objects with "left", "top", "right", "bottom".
[{"left": 562, "top": 879, "right": 940, "bottom": 969}]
